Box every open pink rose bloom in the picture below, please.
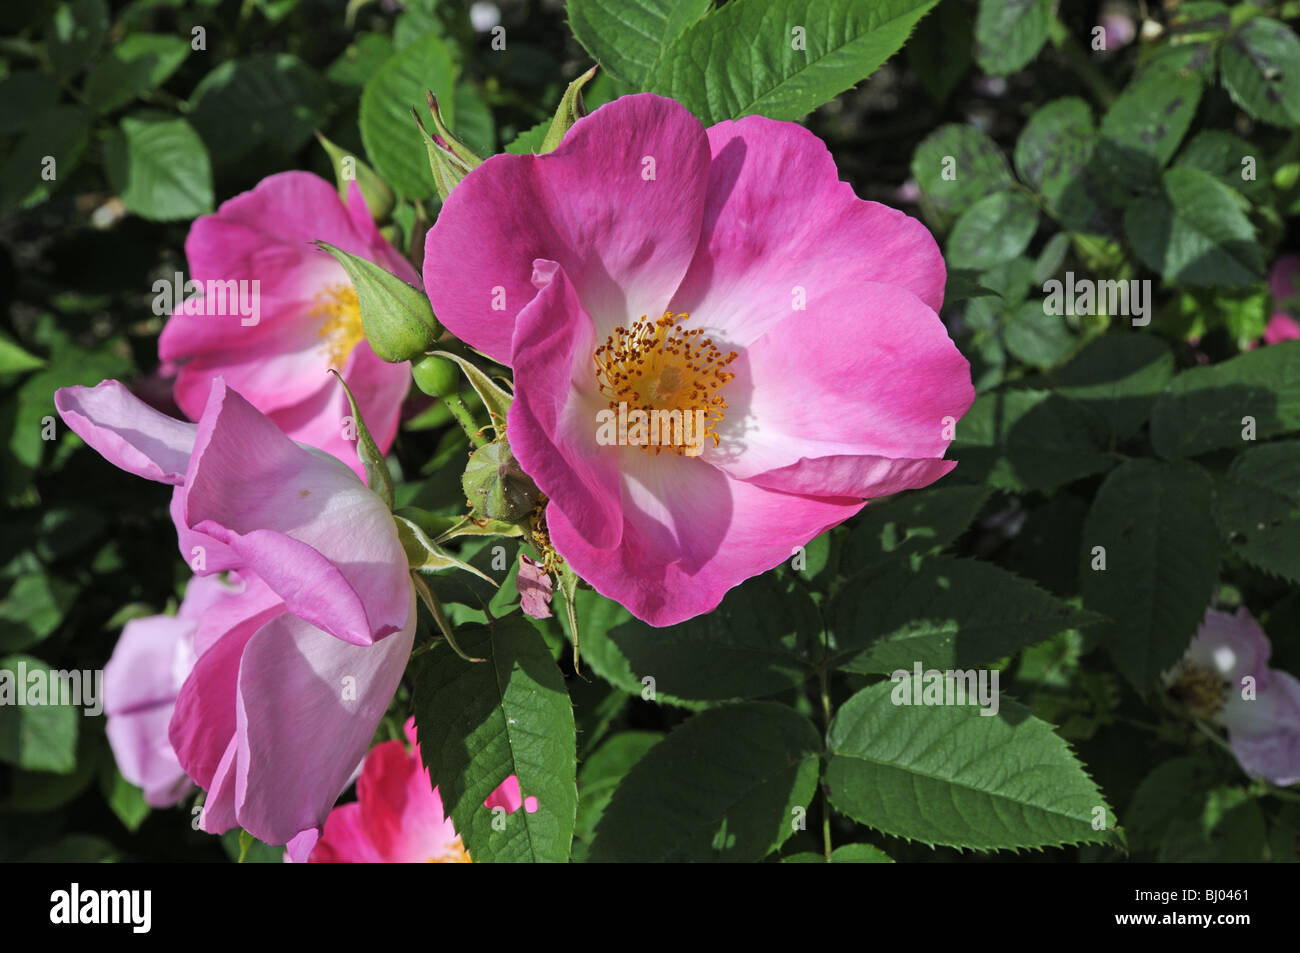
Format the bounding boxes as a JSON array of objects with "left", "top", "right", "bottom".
[
  {"left": 57, "top": 379, "right": 414, "bottom": 844},
  {"left": 424, "top": 93, "right": 974, "bottom": 625},
  {"left": 159, "top": 172, "right": 413, "bottom": 476}
]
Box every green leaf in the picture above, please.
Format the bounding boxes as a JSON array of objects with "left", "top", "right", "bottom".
[
  {"left": 566, "top": 0, "right": 711, "bottom": 86},
  {"left": 0, "top": 574, "right": 75, "bottom": 652},
  {"left": 1003, "top": 301, "right": 1075, "bottom": 369},
  {"left": 1150, "top": 340, "right": 1300, "bottom": 458},
  {"left": 1125, "top": 167, "right": 1264, "bottom": 288},
  {"left": 945, "top": 190, "right": 1039, "bottom": 270},
  {"left": 359, "top": 31, "right": 458, "bottom": 200},
  {"left": 1080, "top": 459, "right": 1220, "bottom": 689},
  {"left": 84, "top": 34, "right": 190, "bottom": 113},
  {"left": 504, "top": 119, "right": 550, "bottom": 155},
  {"left": 828, "top": 556, "right": 1100, "bottom": 674},
  {"left": 46, "top": 0, "right": 109, "bottom": 81},
  {"left": 573, "top": 730, "right": 662, "bottom": 854},
  {"left": 974, "top": 0, "right": 1051, "bottom": 77},
  {"left": 189, "top": 54, "right": 331, "bottom": 166},
  {"left": 906, "top": 0, "right": 972, "bottom": 105},
  {"left": 1219, "top": 18, "right": 1300, "bottom": 128},
  {"left": 825, "top": 682, "right": 1115, "bottom": 850},
  {"left": 1052, "top": 333, "right": 1174, "bottom": 443},
  {"left": 1014, "top": 96, "right": 1107, "bottom": 231},
  {"left": 843, "top": 484, "right": 990, "bottom": 572},
  {"left": 949, "top": 389, "right": 1113, "bottom": 492},
  {"left": 0, "top": 334, "right": 45, "bottom": 375},
  {"left": 100, "top": 764, "right": 150, "bottom": 833},
  {"left": 645, "top": 0, "right": 941, "bottom": 126},
  {"left": 0, "top": 106, "right": 93, "bottom": 215},
  {"left": 0, "top": 72, "right": 61, "bottom": 135},
  {"left": 411, "top": 615, "right": 576, "bottom": 862},
  {"left": 589, "top": 702, "right": 821, "bottom": 861},
  {"left": 1097, "top": 52, "right": 1203, "bottom": 190},
  {"left": 0, "top": 655, "right": 80, "bottom": 773},
  {"left": 1175, "top": 130, "right": 1269, "bottom": 200},
  {"left": 576, "top": 575, "right": 819, "bottom": 703},
  {"left": 104, "top": 113, "right": 213, "bottom": 221},
  {"left": 911, "top": 123, "right": 1014, "bottom": 225},
  {"left": 1213, "top": 440, "right": 1300, "bottom": 584},
  {"left": 784, "top": 842, "right": 895, "bottom": 862}
]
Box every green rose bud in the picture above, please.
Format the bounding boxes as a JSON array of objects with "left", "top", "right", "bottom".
[
  {"left": 315, "top": 241, "right": 441, "bottom": 363},
  {"left": 412, "top": 354, "right": 461, "bottom": 399}
]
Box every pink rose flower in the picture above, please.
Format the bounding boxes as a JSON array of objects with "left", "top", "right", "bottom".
[
  {"left": 56, "top": 378, "right": 416, "bottom": 844},
  {"left": 1264, "top": 254, "right": 1300, "bottom": 345},
  {"left": 424, "top": 94, "right": 973, "bottom": 626},
  {"left": 159, "top": 172, "right": 415, "bottom": 477},
  {"left": 1167, "top": 607, "right": 1300, "bottom": 786},
  {"left": 103, "top": 584, "right": 217, "bottom": 807},
  {"left": 294, "top": 718, "right": 537, "bottom": 863}
]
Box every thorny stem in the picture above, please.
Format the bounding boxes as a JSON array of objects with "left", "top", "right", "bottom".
[{"left": 442, "top": 392, "right": 490, "bottom": 448}]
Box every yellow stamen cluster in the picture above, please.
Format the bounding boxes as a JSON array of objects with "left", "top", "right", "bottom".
[
  {"left": 593, "top": 312, "right": 737, "bottom": 456},
  {"left": 312, "top": 282, "right": 363, "bottom": 369},
  {"left": 529, "top": 501, "right": 563, "bottom": 575},
  {"left": 429, "top": 838, "right": 472, "bottom": 863}
]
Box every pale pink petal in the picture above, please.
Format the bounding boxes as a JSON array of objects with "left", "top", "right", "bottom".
[
  {"left": 507, "top": 261, "right": 623, "bottom": 548},
  {"left": 424, "top": 93, "right": 711, "bottom": 363},
  {"left": 548, "top": 453, "right": 862, "bottom": 626},
  {"left": 182, "top": 381, "right": 410, "bottom": 646},
  {"left": 231, "top": 591, "right": 416, "bottom": 845},
  {"left": 668, "top": 116, "right": 946, "bottom": 348},
  {"left": 705, "top": 282, "right": 973, "bottom": 497},
  {"left": 54, "top": 380, "right": 197, "bottom": 485}
]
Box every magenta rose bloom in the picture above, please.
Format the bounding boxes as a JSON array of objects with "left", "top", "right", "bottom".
[
  {"left": 294, "top": 718, "right": 537, "bottom": 863},
  {"left": 159, "top": 172, "right": 414, "bottom": 476},
  {"left": 424, "top": 94, "right": 973, "bottom": 625},
  {"left": 1167, "top": 607, "right": 1300, "bottom": 786},
  {"left": 1265, "top": 254, "right": 1300, "bottom": 345},
  {"left": 55, "top": 379, "right": 415, "bottom": 844}
]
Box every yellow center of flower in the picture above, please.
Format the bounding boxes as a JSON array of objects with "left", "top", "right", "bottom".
[
  {"left": 1168, "top": 660, "right": 1228, "bottom": 720},
  {"left": 428, "top": 838, "right": 472, "bottom": 863},
  {"left": 593, "top": 312, "right": 737, "bottom": 456},
  {"left": 313, "top": 282, "right": 364, "bottom": 369}
]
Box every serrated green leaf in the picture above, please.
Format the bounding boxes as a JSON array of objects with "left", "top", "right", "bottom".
[
  {"left": 974, "top": 0, "right": 1051, "bottom": 76},
  {"left": 589, "top": 701, "right": 821, "bottom": 861},
  {"left": 911, "top": 122, "right": 1014, "bottom": 225},
  {"left": 411, "top": 615, "right": 576, "bottom": 863},
  {"left": 359, "top": 31, "right": 457, "bottom": 200},
  {"left": 188, "top": 54, "right": 331, "bottom": 166},
  {"left": 1053, "top": 333, "right": 1174, "bottom": 444},
  {"left": 1220, "top": 18, "right": 1300, "bottom": 128},
  {"left": 826, "top": 682, "right": 1115, "bottom": 850},
  {"left": 84, "top": 34, "right": 190, "bottom": 113},
  {"left": 1151, "top": 340, "right": 1300, "bottom": 458},
  {"left": 946, "top": 190, "right": 1039, "bottom": 270},
  {"left": 574, "top": 730, "right": 662, "bottom": 854},
  {"left": 1013, "top": 96, "right": 1109, "bottom": 231},
  {"left": 646, "top": 0, "right": 941, "bottom": 125},
  {"left": 1080, "top": 459, "right": 1220, "bottom": 689},
  {"left": 828, "top": 556, "right": 1100, "bottom": 674},
  {"left": 104, "top": 113, "right": 213, "bottom": 221},
  {"left": 843, "top": 484, "right": 990, "bottom": 572},
  {"left": 567, "top": 0, "right": 711, "bottom": 86},
  {"left": 1175, "top": 130, "right": 1269, "bottom": 200},
  {"left": 1097, "top": 51, "right": 1203, "bottom": 191},
  {"left": 1213, "top": 440, "right": 1300, "bottom": 584},
  {"left": 1125, "top": 167, "right": 1264, "bottom": 288},
  {"left": 0, "top": 655, "right": 80, "bottom": 774},
  {"left": 576, "top": 575, "right": 818, "bottom": 703},
  {"left": 949, "top": 389, "right": 1113, "bottom": 492}
]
